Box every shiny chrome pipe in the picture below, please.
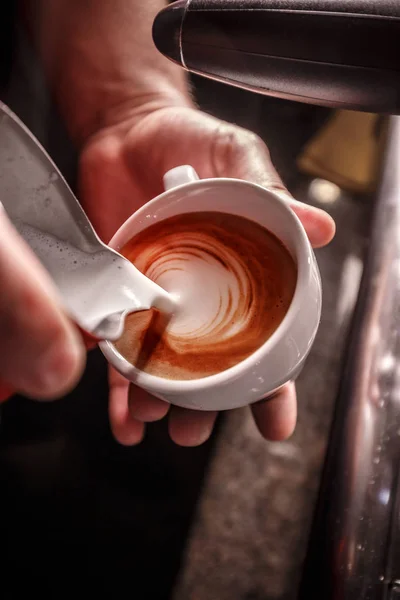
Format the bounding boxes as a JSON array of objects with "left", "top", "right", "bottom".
[{"left": 300, "top": 117, "right": 400, "bottom": 599}]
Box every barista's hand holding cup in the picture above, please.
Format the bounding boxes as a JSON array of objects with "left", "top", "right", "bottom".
[{"left": 100, "top": 166, "right": 322, "bottom": 412}]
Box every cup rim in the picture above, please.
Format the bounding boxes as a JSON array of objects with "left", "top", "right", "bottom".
[{"left": 101, "top": 176, "right": 317, "bottom": 393}]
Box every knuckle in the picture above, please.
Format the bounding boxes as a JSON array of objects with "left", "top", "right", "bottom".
[
  {"left": 216, "top": 124, "right": 269, "bottom": 161},
  {"left": 233, "top": 127, "right": 265, "bottom": 152},
  {"left": 80, "top": 136, "right": 120, "bottom": 175},
  {"left": 241, "top": 129, "right": 265, "bottom": 149},
  {"left": 244, "top": 132, "right": 273, "bottom": 163}
]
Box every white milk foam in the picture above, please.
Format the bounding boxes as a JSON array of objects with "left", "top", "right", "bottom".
[{"left": 134, "top": 233, "right": 253, "bottom": 347}]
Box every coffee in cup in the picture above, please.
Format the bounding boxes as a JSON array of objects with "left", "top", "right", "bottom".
[
  {"left": 100, "top": 165, "right": 322, "bottom": 411},
  {"left": 114, "top": 211, "right": 297, "bottom": 380}
]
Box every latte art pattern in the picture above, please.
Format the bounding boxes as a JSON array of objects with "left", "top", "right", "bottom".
[
  {"left": 138, "top": 234, "right": 256, "bottom": 345},
  {"left": 115, "top": 212, "right": 297, "bottom": 380}
]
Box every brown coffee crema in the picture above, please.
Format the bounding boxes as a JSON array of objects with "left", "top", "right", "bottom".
[{"left": 115, "top": 212, "right": 297, "bottom": 380}]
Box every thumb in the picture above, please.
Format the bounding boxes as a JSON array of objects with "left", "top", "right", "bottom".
[{"left": 223, "top": 127, "right": 335, "bottom": 248}]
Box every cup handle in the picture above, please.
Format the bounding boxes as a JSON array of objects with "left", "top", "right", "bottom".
[{"left": 163, "top": 165, "right": 200, "bottom": 191}]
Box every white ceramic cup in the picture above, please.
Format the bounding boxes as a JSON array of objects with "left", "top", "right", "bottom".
[{"left": 99, "top": 165, "right": 322, "bottom": 411}]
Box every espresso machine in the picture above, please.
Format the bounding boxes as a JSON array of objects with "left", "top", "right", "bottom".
[
  {"left": 153, "top": 0, "right": 400, "bottom": 114},
  {"left": 153, "top": 3, "right": 400, "bottom": 599}
]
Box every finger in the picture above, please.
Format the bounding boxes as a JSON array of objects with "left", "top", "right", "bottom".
[
  {"left": 224, "top": 128, "right": 336, "bottom": 248},
  {"left": 251, "top": 382, "right": 297, "bottom": 441},
  {"left": 108, "top": 367, "right": 145, "bottom": 445},
  {"left": 168, "top": 406, "right": 217, "bottom": 447},
  {"left": 286, "top": 199, "right": 335, "bottom": 249},
  {"left": 0, "top": 381, "right": 14, "bottom": 403},
  {"left": 79, "top": 135, "right": 137, "bottom": 242},
  {"left": 78, "top": 327, "right": 100, "bottom": 351},
  {"left": 0, "top": 211, "right": 85, "bottom": 400},
  {"left": 128, "top": 385, "right": 170, "bottom": 422}
]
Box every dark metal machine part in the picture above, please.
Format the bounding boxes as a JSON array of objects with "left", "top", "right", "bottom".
[
  {"left": 299, "top": 117, "right": 400, "bottom": 599},
  {"left": 153, "top": 0, "right": 400, "bottom": 113}
]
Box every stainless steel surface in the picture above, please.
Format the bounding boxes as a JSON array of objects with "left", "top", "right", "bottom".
[
  {"left": 0, "top": 102, "right": 174, "bottom": 340},
  {"left": 300, "top": 117, "right": 400, "bottom": 599}
]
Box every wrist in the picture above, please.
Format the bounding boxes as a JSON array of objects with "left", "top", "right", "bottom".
[
  {"left": 66, "top": 74, "right": 194, "bottom": 148},
  {"left": 24, "top": 0, "right": 195, "bottom": 147}
]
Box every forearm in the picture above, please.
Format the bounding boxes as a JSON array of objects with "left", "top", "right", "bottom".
[{"left": 23, "top": 0, "right": 192, "bottom": 145}]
